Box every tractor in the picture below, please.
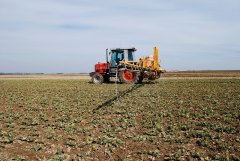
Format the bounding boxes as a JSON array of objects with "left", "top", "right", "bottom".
[{"left": 90, "top": 47, "right": 165, "bottom": 84}]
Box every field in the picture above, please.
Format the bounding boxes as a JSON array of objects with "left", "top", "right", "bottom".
[
  {"left": 0, "top": 70, "right": 240, "bottom": 80},
  {"left": 164, "top": 70, "right": 240, "bottom": 78},
  {"left": 0, "top": 76, "right": 240, "bottom": 160}
]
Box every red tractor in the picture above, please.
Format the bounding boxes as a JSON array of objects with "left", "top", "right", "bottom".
[{"left": 90, "top": 47, "right": 165, "bottom": 84}]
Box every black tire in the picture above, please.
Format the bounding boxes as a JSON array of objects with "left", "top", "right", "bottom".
[
  {"left": 134, "top": 73, "right": 143, "bottom": 84},
  {"left": 148, "top": 73, "right": 156, "bottom": 80},
  {"left": 104, "top": 74, "right": 110, "bottom": 83},
  {"left": 89, "top": 72, "right": 95, "bottom": 77},
  {"left": 92, "top": 74, "right": 104, "bottom": 84}
]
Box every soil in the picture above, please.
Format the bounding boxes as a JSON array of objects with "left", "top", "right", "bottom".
[{"left": 0, "top": 71, "right": 240, "bottom": 81}]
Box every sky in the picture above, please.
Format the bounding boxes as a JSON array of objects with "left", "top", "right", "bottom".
[{"left": 0, "top": 0, "right": 240, "bottom": 73}]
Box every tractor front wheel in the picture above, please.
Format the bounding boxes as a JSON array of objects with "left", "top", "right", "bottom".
[{"left": 92, "top": 73, "right": 104, "bottom": 84}]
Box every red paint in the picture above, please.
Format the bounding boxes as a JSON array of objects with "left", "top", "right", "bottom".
[
  {"left": 95, "top": 62, "right": 109, "bottom": 74},
  {"left": 122, "top": 71, "right": 135, "bottom": 81}
]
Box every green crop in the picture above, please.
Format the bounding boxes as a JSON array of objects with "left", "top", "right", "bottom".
[{"left": 0, "top": 79, "right": 239, "bottom": 160}]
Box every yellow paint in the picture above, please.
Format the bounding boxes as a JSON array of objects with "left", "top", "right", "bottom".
[
  {"left": 119, "top": 47, "right": 165, "bottom": 79},
  {"left": 153, "top": 47, "right": 160, "bottom": 70}
]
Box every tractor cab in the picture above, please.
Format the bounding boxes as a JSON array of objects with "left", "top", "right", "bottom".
[{"left": 108, "top": 48, "right": 136, "bottom": 73}]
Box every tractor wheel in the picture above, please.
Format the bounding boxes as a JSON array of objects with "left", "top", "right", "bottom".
[
  {"left": 135, "top": 74, "right": 143, "bottom": 84},
  {"left": 119, "top": 70, "right": 137, "bottom": 84},
  {"left": 148, "top": 73, "right": 156, "bottom": 80},
  {"left": 104, "top": 74, "right": 110, "bottom": 83},
  {"left": 92, "top": 74, "right": 104, "bottom": 84}
]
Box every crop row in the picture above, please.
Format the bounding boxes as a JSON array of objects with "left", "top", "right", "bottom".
[{"left": 0, "top": 79, "right": 239, "bottom": 160}]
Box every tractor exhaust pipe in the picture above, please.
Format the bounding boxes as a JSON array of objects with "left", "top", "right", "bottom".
[{"left": 106, "top": 48, "right": 109, "bottom": 63}]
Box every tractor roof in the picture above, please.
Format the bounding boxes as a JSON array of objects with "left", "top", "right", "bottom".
[{"left": 110, "top": 47, "right": 136, "bottom": 51}]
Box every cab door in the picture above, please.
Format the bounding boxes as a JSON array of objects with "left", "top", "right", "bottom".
[{"left": 109, "top": 50, "right": 124, "bottom": 73}]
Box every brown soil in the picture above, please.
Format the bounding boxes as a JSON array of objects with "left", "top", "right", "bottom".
[
  {"left": 0, "top": 74, "right": 90, "bottom": 80},
  {"left": 1, "top": 71, "right": 240, "bottom": 81},
  {"left": 164, "top": 71, "right": 240, "bottom": 77}
]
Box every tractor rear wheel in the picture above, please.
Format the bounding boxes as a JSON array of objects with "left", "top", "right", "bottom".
[
  {"left": 119, "top": 70, "right": 137, "bottom": 84},
  {"left": 92, "top": 73, "right": 104, "bottom": 84}
]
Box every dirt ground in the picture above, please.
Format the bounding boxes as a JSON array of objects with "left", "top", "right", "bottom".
[
  {"left": 0, "top": 78, "right": 239, "bottom": 160},
  {"left": 164, "top": 71, "right": 240, "bottom": 78},
  {"left": 0, "top": 71, "right": 240, "bottom": 80},
  {"left": 0, "top": 74, "right": 90, "bottom": 80}
]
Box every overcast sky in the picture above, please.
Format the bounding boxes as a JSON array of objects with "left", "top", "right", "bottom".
[{"left": 0, "top": 0, "right": 240, "bottom": 73}]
